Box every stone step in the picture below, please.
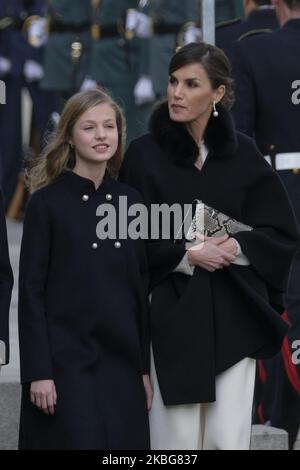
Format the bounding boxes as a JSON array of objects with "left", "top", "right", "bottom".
[
  {"left": 0, "top": 383, "right": 21, "bottom": 450},
  {"left": 250, "top": 424, "right": 288, "bottom": 450}
]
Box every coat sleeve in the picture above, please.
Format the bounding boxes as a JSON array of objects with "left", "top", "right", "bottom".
[
  {"left": 231, "top": 41, "right": 256, "bottom": 136},
  {"left": 119, "top": 140, "right": 186, "bottom": 291},
  {"left": 233, "top": 140, "right": 300, "bottom": 300},
  {"left": 18, "top": 192, "right": 53, "bottom": 384},
  {"left": 0, "top": 191, "right": 13, "bottom": 366},
  {"left": 136, "top": 237, "right": 151, "bottom": 374}
]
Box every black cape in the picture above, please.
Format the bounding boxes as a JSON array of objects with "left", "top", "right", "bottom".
[{"left": 119, "top": 102, "right": 300, "bottom": 405}]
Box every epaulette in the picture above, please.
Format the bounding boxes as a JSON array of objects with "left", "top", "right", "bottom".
[
  {"left": 238, "top": 28, "right": 272, "bottom": 41},
  {"left": 216, "top": 17, "right": 241, "bottom": 29}
]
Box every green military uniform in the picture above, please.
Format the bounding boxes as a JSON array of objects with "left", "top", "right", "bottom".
[
  {"left": 88, "top": 0, "right": 149, "bottom": 145},
  {"left": 147, "top": 0, "right": 201, "bottom": 100},
  {"left": 41, "top": 0, "right": 93, "bottom": 96}
]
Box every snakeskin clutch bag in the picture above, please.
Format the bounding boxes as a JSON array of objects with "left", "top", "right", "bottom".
[{"left": 186, "top": 200, "right": 253, "bottom": 241}]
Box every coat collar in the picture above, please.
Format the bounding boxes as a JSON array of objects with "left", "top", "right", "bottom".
[
  {"left": 149, "top": 101, "right": 238, "bottom": 167},
  {"left": 59, "top": 169, "right": 114, "bottom": 193},
  {"left": 283, "top": 18, "right": 300, "bottom": 31},
  {"left": 248, "top": 6, "right": 276, "bottom": 21}
]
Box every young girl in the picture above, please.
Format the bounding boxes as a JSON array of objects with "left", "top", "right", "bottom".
[{"left": 18, "top": 89, "right": 152, "bottom": 450}]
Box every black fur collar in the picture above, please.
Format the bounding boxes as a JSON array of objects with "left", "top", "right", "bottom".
[{"left": 149, "top": 101, "right": 238, "bottom": 167}]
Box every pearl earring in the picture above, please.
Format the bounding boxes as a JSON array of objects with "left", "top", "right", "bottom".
[{"left": 213, "top": 101, "right": 219, "bottom": 118}]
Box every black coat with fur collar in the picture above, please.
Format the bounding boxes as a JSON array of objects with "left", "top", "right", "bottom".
[{"left": 119, "top": 102, "right": 300, "bottom": 405}]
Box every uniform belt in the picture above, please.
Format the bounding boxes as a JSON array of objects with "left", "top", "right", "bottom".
[
  {"left": 153, "top": 23, "right": 183, "bottom": 35},
  {"left": 49, "top": 21, "right": 91, "bottom": 34},
  {"left": 91, "top": 23, "right": 130, "bottom": 40},
  {"left": 264, "top": 152, "right": 300, "bottom": 171}
]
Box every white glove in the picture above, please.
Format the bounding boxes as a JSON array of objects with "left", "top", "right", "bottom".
[
  {"left": 24, "top": 60, "right": 44, "bottom": 82},
  {"left": 50, "top": 112, "right": 60, "bottom": 127},
  {"left": 126, "top": 10, "right": 152, "bottom": 39},
  {"left": 0, "top": 56, "right": 11, "bottom": 75},
  {"left": 80, "top": 77, "right": 98, "bottom": 91},
  {"left": 184, "top": 26, "right": 202, "bottom": 45},
  {"left": 126, "top": 9, "right": 139, "bottom": 32},
  {"left": 28, "top": 17, "right": 48, "bottom": 47},
  {"left": 134, "top": 76, "right": 155, "bottom": 105}
]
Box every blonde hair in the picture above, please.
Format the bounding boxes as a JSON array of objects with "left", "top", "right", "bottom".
[{"left": 26, "top": 89, "right": 126, "bottom": 194}]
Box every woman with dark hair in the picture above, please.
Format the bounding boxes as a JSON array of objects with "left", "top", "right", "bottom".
[
  {"left": 119, "top": 42, "right": 300, "bottom": 450},
  {"left": 18, "top": 89, "right": 152, "bottom": 450}
]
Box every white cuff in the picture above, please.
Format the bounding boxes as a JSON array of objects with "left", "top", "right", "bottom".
[
  {"left": 232, "top": 239, "right": 251, "bottom": 266},
  {"left": 173, "top": 251, "right": 194, "bottom": 276}
]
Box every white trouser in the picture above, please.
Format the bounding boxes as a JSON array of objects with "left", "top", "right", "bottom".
[{"left": 149, "top": 350, "right": 256, "bottom": 450}]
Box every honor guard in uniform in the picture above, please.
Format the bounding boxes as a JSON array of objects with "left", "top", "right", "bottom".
[
  {"left": 41, "top": 0, "right": 93, "bottom": 106},
  {"left": 232, "top": 0, "right": 300, "bottom": 448},
  {"left": 143, "top": 0, "right": 202, "bottom": 102},
  {"left": 0, "top": 189, "right": 13, "bottom": 374},
  {"left": 85, "top": 0, "right": 152, "bottom": 145},
  {"left": 216, "top": 1, "right": 278, "bottom": 63},
  {"left": 0, "top": 0, "right": 54, "bottom": 211}
]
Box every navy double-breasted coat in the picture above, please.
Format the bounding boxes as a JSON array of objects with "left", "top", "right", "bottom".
[{"left": 18, "top": 171, "right": 150, "bottom": 450}]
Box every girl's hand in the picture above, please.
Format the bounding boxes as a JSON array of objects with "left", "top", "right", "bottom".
[
  {"left": 30, "top": 380, "right": 57, "bottom": 415},
  {"left": 142, "top": 374, "right": 153, "bottom": 411}
]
